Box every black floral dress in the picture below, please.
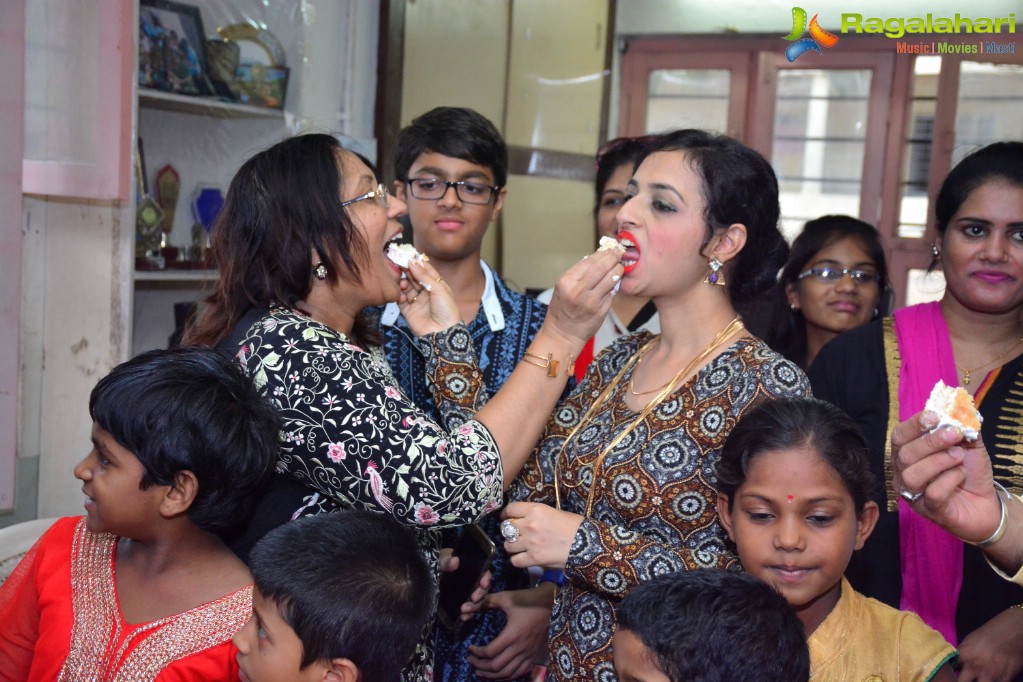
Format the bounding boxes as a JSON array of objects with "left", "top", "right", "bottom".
[{"left": 231, "top": 305, "right": 505, "bottom": 681}]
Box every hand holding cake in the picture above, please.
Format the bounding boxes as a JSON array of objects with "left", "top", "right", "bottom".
[
  {"left": 391, "top": 242, "right": 459, "bottom": 334},
  {"left": 387, "top": 242, "right": 429, "bottom": 269}
]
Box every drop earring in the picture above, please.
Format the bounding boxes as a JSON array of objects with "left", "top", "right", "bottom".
[
  {"left": 931, "top": 244, "right": 941, "bottom": 259},
  {"left": 704, "top": 258, "right": 726, "bottom": 286},
  {"left": 314, "top": 263, "right": 328, "bottom": 280}
]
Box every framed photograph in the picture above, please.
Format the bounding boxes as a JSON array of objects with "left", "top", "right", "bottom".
[
  {"left": 236, "top": 64, "right": 290, "bottom": 109},
  {"left": 139, "top": 0, "right": 211, "bottom": 95}
]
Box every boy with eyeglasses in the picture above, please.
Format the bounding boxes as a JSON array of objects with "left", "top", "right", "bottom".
[{"left": 371, "top": 106, "right": 552, "bottom": 682}]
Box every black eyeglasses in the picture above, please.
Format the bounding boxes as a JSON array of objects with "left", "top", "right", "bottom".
[
  {"left": 797, "top": 266, "right": 880, "bottom": 284},
  {"left": 406, "top": 178, "right": 499, "bottom": 205}
]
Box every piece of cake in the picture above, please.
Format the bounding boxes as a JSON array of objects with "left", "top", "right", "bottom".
[
  {"left": 597, "top": 236, "right": 625, "bottom": 254},
  {"left": 924, "top": 380, "right": 983, "bottom": 441},
  {"left": 386, "top": 242, "right": 427, "bottom": 268}
]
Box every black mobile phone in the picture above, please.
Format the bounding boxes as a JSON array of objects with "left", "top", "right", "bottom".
[{"left": 437, "top": 523, "right": 496, "bottom": 630}]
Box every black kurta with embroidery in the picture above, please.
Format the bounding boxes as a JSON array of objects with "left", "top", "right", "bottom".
[{"left": 809, "top": 320, "right": 1023, "bottom": 642}]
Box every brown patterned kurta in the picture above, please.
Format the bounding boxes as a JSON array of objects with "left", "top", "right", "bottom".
[{"left": 511, "top": 332, "right": 810, "bottom": 681}]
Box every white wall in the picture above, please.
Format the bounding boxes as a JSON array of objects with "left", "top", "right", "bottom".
[{"left": 5, "top": 1, "right": 379, "bottom": 526}]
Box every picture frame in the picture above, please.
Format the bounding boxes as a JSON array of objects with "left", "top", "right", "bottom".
[
  {"left": 235, "top": 64, "right": 290, "bottom": 110},
  {"left": 139, "top": 0, "right": 212, "bottom": 96}
]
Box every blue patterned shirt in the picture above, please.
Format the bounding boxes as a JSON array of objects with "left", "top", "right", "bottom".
[{"left": 372, "top": 261, "right": 549, "bottom": 682}]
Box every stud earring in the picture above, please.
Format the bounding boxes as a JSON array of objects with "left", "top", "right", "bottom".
[
  {"left": 314, "top": 263, "right": 328, "bottom": 280},
  {"left": 790, "top": 303, "right": 799, "bottom": 311},
  {"left": 704, "top": 258, "right": 726, "bottom": 286},
  {"left": 931, "top": 244, "right": 941, "bottom": 259}
]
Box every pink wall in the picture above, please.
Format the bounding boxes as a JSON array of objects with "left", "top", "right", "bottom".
[{"left": 0, "top": 0, "right": 25, "bottom": 509}]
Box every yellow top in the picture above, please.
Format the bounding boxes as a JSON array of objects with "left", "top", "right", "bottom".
[{"left": 809, "top": 578, "right": 956, "bottom": 682}]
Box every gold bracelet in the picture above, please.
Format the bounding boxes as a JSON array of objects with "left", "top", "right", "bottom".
[{"left": 522, "top": 351, "right": 560, "bottom": 378}]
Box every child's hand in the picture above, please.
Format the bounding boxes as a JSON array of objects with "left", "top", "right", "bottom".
[
  {"left": 955, "top": 606, "right": 1023, "bottom": 681},
  {"left": 467, "top": 585, "right": 554, "bottom": 680},
  {"left": 439, "top": 549, "right": 492, "bottom": 621}
]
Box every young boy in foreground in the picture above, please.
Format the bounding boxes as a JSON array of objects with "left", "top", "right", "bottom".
[
  {"left": 234, "top": 510, "right": 437, "bottom": 682},
  {"left": 0, "top": 347, "right": 280, "bottom": 680},
  {"left": 614, "top": 569, "right": 810, "bottom": 682}
]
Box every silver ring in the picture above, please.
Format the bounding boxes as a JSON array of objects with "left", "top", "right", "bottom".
[
  {"left": 899, "top": 488, "right": 924, "bottom": 503},
  {"left": 500, "top": 519, "right": 520, "bottom": 543}
]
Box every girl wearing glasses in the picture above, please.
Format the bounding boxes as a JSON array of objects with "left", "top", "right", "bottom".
[
  {"left": 810, "top": 141, "right": 1023, "bottom": 681},
  {"left": 499, "top": 129, "right": 810, "bottom": 681},
  {"left": 183, "top": 133, "right": 621, "bottom": 681},
  {"left": 753, "top": 215, "right": 890, "bottom": 369}
]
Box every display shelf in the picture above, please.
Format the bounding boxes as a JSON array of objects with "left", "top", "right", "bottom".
[
  {"left": 139, "top": 88, "right": 285, "bottom": 119},
  {"left": 133, "top": 269, "right": 217, "bottom": 283}
]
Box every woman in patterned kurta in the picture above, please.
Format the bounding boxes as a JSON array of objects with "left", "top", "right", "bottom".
[
  {"left": 184, "top": 134, "right": 621, "bottom": 681},
  {"left": 502, "top": 130, "right": 810, "bottom": 680}
]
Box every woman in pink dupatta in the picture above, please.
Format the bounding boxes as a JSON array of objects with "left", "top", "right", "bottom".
[{"left": 809, "top": 141, "right": 1023, "bottom": 681}]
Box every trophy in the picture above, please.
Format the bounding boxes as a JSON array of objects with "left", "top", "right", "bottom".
[{"left": 135, "top": 139, "right": 165, "bottom": 266}]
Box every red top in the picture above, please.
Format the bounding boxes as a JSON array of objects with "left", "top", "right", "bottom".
[{"left": 0, "top": 517, "right": 249, "bottom": 681}]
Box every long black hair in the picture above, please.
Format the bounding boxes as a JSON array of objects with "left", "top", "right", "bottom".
[
  {"left": 185, "top": 133, "right": 379, "bottom": 347},
  {"left": 637, "top": 129, "right": 788, "bottom": 305}
]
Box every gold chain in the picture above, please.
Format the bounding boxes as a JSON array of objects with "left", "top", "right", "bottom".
[
  {"left": 554, "top": 316, "right": 745, "bottom": 513},
  {"left": 956, "top": 335, "right": 1023, "bottom": 386},
  {"left": 627, "top": 338, "right": 667, "bottom": 394}
]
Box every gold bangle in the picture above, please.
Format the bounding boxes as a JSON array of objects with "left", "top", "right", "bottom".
[{"left": 523, "top": 351, "right": 560, "bottom": 378}]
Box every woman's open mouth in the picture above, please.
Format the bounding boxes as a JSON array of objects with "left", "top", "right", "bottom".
[{"left": 618, "top": 231, "right": 640, "bottom": 273}]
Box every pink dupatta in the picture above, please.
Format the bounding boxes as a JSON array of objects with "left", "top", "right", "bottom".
[{"left": 893, "top": 301, "right": 963, "bottom": 645}]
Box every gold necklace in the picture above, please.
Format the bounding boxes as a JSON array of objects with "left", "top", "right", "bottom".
[
  {"left": 628, "top": 317, "right": 745, "bottom": 395},
  {"left": 956, "top": 334, "right": 1023, "bottom": 385},
  {"left": 552, "top": 316, "right": 745, "bottom": 513}
]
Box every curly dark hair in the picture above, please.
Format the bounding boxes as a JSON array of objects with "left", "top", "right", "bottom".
[{"left": 638, "top": 129, "right": 788, "bottom": 305}]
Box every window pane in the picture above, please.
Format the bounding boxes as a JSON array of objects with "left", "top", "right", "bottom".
[
  {"left": 646, "top": 69, "right": 730, "bottom": 134},
  {"left": 898, "top": 56, "right": 940, "bottom": 239},
  {"left": 771, "top": 69, "right": 871, "bottom": 240},
  {"left": 897, "top": 59, "right": 1023, "bottom": 240},
  {"left": 954, "top": 61, "right": 1023, "bottom": 164}
]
